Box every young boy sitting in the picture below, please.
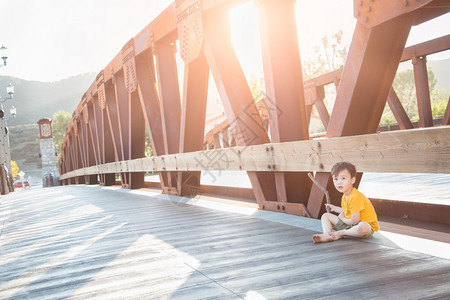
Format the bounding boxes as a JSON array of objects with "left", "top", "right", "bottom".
[{"left": 312, "top": 161, "right": 379, "bottom": 243}]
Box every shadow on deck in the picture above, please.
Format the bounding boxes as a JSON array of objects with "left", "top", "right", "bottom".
[{"left": 1, "top": 185, "right": 449, "bottom": 299}]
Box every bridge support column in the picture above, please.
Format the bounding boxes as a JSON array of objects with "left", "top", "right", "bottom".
[
  {"left": 412, "top": 56, "right": 433, "bottom": 128},
  {"left": 203, "top": 5, "right": 278, "bottom": 211},
  {"left": 257, "top": 0, "right": 312, "bottom": 209},
  {"left": 308, "top": 15, "right": 412, "bottom": 218},
  {"left": 178, "top": 52, "right": 209, "bottom": 196},
  {"left": 155, "top": 36, "right": 182, "bottom": 193},
  {"left": 135, "top": 49, "right": 169, "bottom": 190}
]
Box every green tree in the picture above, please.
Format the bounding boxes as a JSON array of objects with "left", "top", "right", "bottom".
[
  {"left": 249, "top": 75, "right": 266, "bottom": 102},
  {"left": 52, "top": 110, "right": 72, "bottom": 163},
  {"left": 145, "top": 130, "right": 153, "bottom": 157},
  {"left": 381, "top": 67, "right": 438, "bottom": 124},
  {"left": 303, "top": 30, "right": 347, "bottom": 80}
]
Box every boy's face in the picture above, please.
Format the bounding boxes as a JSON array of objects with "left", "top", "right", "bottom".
[{"left": 332, "top": 169, "right": 356, "bottom": 196}]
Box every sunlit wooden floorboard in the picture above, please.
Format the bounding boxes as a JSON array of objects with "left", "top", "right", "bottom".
[{"left": 1, "top": 185, "right": 449, "bottom": 299}]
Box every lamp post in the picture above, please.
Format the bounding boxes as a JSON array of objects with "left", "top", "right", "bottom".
[
  {"left": 0, "top": 83, "right": 15, "bottom": 194},
  {"left": 0, "top": 44, "right": 8, "bottom": 67}
]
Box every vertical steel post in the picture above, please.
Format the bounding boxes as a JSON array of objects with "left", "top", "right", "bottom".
[
  {"left": 256, "top": 0, "right": 312, "bottom": 206},
  {"left": 134, "top": 49, "right": 169, "bottom": 189},
  {"left": 178, "top": 52, "right": 209, "bottom": 196},
  {"left": 307, "top": 16, "right": 412, "bottom": 218},
  {"left": 114, "top": 71, "right": 130, "bottom": 187},
  {"left": 155, "top": 35, "right": 182, "bottom": 190},
  {"left": 203, "top": 5, "right": 277, "bottom": 207},
  {"left": 412, "top": 56, "right": 433, "bottom": 127}
]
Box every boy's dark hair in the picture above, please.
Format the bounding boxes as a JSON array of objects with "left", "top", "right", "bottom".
[{"left": 331, "top": 162, "right": 357, "bottom": 178}]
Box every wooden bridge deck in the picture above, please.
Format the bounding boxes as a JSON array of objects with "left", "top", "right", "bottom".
[{"left": 1, "top": 186, "right": 449, "bottom": 299}]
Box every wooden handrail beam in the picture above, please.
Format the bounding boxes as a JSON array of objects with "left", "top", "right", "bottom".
[{"left": 60, "top": 126, "right": 450, "bottom": 180}]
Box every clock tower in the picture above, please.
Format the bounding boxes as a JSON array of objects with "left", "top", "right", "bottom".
[{"left": 37, "top": 118, "right": 59, "bottom": 186}]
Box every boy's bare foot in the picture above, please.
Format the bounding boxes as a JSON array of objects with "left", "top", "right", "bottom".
[
  {"left": 312, "top": 233, "right": 335, "bottom": 243},
  {"left": 329, "top": 231, "right": 344, "bottom": 241}
]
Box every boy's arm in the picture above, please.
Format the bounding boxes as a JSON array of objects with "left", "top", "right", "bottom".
[
  {"left": 325, "top": 204, "right": 343, "bottom": 214},
  {"left": 339, "top": 211, "right": 360, "bottom": 225}
]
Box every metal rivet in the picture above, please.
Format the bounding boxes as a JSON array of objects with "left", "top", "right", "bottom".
[
  {"left": 358, "top": 0, "right": 363, "bottom": 6},
  {"left": 239, "top": 165, "right": 242, "bottom": 170},
  {"left": 319, "top": 163, "right": 324, "bottom": 169},
  {"left": 270, "top": 146, "right": 274, "bottom": 151},
  {"left": 266, "top": 147, "right": 269, "bottom": 152},
  {"left": 367, "top": 6, "right": 371, "bottom": 12},
  {"left": 268, "top": 164, "right": 272, "bottom": 169},
  {"left": 272, "top": 164, "right": 276, "bottom": 170},
  {"left": 277, "top": 205, "right": 280, "bottom": 210},
  {"left": 282, "top": 206, "right": 285, "bottom": 210}
]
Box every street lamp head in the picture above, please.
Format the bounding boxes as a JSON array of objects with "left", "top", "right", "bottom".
[
  {"left": 6, "top": 83, "right": 14, "bottom": 99},
  {"left": 0, "top": 45, "right": 7, "bottom": 67},
  {"left": 10, "top": 106, "right": 16, "bottom": 118}
]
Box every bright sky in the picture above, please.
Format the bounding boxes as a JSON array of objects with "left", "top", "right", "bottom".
[{"left": 0, "top": 0, "right": 448, "bottom": 82}]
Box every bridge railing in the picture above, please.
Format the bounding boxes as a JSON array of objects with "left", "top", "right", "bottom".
[{"left": 59, "top": 0, "right": 450, "bottom": 219}]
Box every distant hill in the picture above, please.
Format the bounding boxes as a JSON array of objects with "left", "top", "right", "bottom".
[{"left": 0, "top": 73, "right": 96, "bottom": 126}]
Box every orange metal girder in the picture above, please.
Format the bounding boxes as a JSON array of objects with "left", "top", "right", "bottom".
[
  {"left": 203, "top": 5, "right": 277, "bottom": 206},
  {"left": 443, "top": 96, "right": 450, "bottom": 126},
  {"left": 81, "top": 106, "right": 98, "bottom": 184},
  {"left": 74, "top": 124, "right": 86, "bottom": 184},
  {"left": 96, "top": 74, "right": 115, "bottom": 186},
  {"left": 387, "top": 88, "right": 413, "bottom": 130},
  {"left": 113, "top": 71, "right": 130, "bottom": 187},
  {"left": 134, "top": 49, "right": 169, "bottom": 189},
  {"left": 257, "top": 0, "right": 312, "bottom": 206},
  {"left": 353, "top": 0, "right": 433, "bottom": 29},
  {"left": 104, "top": 82, "right": 121, "bottom": 161},
  {"left": 87, "top": 102, "right": 100, "bottom": 167},
  {"left": 155, "top": 35, "right": 182, "bottom": 189},
  {"left": 122, "top": 40, "right": 146, "bottom": 189},
  {"left": 178, "top": 52, "right": 209, "bottom": 196},
  {"left": 104, "top": 80, "right": 128, "bottom": 185},
  {"left": 401, "top": 34, "right": 450, "bottom": 62},
  {"left": 308, "top": 14, "right": 413, "bottom": 218},
  {"left": 412, "top": 56, "right": 433, "bottom": 127},
  {"left": 129, "top": 92, "right": 146, "bottom": 189},
  {"left": 94, "top": 100, "right": 106, "bottom": 184}
]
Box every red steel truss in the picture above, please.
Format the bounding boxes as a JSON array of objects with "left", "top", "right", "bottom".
[{"left": 59, "top": 0, "right": 450, "bottom": 218}]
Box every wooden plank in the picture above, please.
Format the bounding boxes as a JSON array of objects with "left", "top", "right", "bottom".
[
  {"left": 2, "top": 185, "right": 449, "bottom": 299},
  {"left": 60, "top": 126, "right": 450, "bottom": 180}
]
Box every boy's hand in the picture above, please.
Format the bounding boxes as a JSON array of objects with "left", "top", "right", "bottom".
[
  {"left": 325, "top": 203, "right": 336, "bottom": 212},
  {"left": 325, "top": 203, "right": 344, "bottom": 214}
]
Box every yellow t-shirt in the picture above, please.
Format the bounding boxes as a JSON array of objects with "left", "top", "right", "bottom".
[{"left": 342, "top": 188, "right": 379, "bottom": 231}]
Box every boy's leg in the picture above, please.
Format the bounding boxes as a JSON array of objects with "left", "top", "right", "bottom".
[
  {"left": 312, "top": 213, "right": 340, "bottom": 243},
  {"left": 331, "top": 222, "right": 372, "bottom": 240},
  {"left": 320, "top": 213, "right": 339, "bottom": 234}
]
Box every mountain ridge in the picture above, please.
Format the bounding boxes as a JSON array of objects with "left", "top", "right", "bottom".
[{"left": 0, "top": 72, "right": 97, "bottom": 127}]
